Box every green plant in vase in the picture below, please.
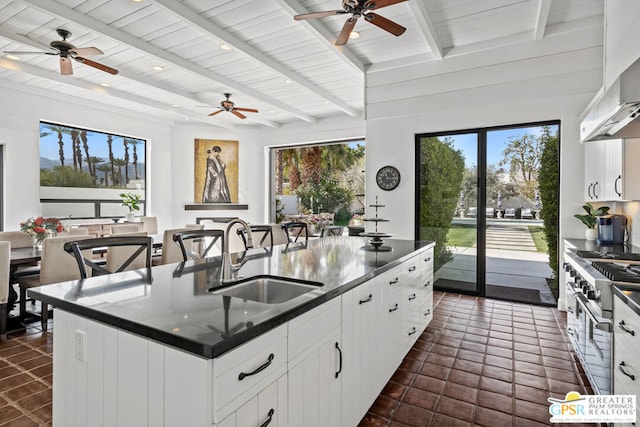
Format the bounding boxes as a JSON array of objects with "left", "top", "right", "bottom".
[
  {"left": 120, "top": 192, "right": 141, "bottom": 221},
  {"left": 574, "top": 202, "right": 609, "bottom": 240}
]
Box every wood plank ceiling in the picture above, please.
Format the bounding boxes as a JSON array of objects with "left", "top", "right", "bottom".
[{"left": 0, "top": 0, "right": 604, "bottom": 129}]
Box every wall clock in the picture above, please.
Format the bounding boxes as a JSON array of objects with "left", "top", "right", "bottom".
[{"left": 376, "top": 165, "right": 401, "bottom": 191}]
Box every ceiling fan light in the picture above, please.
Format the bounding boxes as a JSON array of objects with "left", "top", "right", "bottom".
[
  {"left": 60, "top": 57, "right": 73, "bottom": 75},
  {"left": 5, "top": 54, "right": 20, "bottom": 61},
  {"left": 349, "top": 31, "right": 360, "bottom": 39}
]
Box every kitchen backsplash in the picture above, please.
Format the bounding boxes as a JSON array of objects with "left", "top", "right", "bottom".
[{"left": 620, "top": 201, "right": 640, "bottom": 246}]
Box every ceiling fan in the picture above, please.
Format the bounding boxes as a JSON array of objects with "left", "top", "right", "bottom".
[
  {"left": 4, "top": 28, "right": 118, "bottom": 76},
  {"left": 208, "top": 93, "right": 258, "bottom": 119},
  {"left": 294, "top": 0, "right": 408, "bottom": 46}
]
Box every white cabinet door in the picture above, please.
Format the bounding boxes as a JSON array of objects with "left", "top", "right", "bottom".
[
  {"left": 341, "top": 278, "right": 382, "bottom": 427},
  {"left": 218, "top": 375, "right": 288, "bottom": 427},
  {"left": 288, "top": 327, "right": 341, "bottom": 427},
  {"left": 584, "top": 142, "right": 600, "bottom": 201}
]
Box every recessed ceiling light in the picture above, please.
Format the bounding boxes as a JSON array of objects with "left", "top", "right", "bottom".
[
  {"left": 285, "top": 79, "right": 292, "bottom": 84},
  {"left": 131, "top": 0, "right": 143, "bottom": 2},
  {"left": 152, "top": 65, "right": 164, "bottom": 71},
  {"left": 349, "top": 31, "right": 360, "bottom": 39},
  {"left": 220, "top": 43, "right": 231, "bottom": 50},
  {"left": 99, "top": 82, "right": 110, "bottom": 87},
  {"left": 172, "top": 104, "right": 180, "bottom": 108},
  {"left": 269, "top": 110, "right": 275, "bottom": 113},
  {"left": 5, "top": 54, "right": 20, "bottom": 61}
]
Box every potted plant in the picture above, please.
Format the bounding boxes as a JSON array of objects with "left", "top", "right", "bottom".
[
  {"left": 120, "top": 192, "right": 141, "bottom": 222},
  {"left": 574, "top": 202, "right": 609, "bottom": 241}
]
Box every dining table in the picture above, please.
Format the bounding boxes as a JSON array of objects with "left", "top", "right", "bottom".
[{"left": 5, "top": 233, "right": 164, "bottom": 328}]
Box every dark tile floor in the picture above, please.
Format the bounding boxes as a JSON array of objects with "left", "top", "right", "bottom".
[
  {"left": 1, "top": 292, "right": 595, "bottom": 427},
  {"left": 358, "top": 292, "right": 598, "bottom": 427}
]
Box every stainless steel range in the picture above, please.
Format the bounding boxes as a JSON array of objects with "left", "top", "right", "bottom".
[{"left": 564, "top": 248, "right": 640, "bottom": 395}]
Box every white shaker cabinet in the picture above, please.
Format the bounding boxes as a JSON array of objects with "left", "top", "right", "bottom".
[
  {"left": 288, "top": 299, "right": 342, "bottom": 427},
  {"left": 613, "top": 293, "right": 640, "bottom": 427},
  {"left": 584, "top": 138, "right": 640, "bottom": 201},
  {"left": 340, "top": 277, "right": 383, "bottom": 427}
]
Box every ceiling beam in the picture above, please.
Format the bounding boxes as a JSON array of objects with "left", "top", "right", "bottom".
[
  {"left": 0, "top": 57, "right": 237, "bottom": 129},
  {"left": 408, "top": 0, "right": 443, "bottom": 60},
  {"left": 155, "top": 0, "right": 358, "bottom": 117},
  {"left": 19, "top": 0, "right": 316, "bottom": 123},
  {"left": 0, "top": 26, "right": 279, "bottom": 128},
  {"left": 534, "top": 0, "right": 552, "bottom": 40},
  {"left": 273, "top": 0, "right": 366, "bottom": 73}
]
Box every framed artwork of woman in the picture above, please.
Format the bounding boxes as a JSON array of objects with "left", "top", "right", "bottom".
[{"left": 194, "top": 139, "right": 238, "bottom": 203}]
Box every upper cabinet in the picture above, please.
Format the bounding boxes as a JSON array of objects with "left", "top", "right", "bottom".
[{"left": 584, "top": 139, "right": 640, "bottom": 201}]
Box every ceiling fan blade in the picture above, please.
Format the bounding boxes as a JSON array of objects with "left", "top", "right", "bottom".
[
  {"left": 208, "top": 109, "right": 224, "bottom": 117},
  {"left": 294, "top": 10, "right": 345, "bottom": 20},
  {"left": 2, "top": 50, "right": 56, "bottom": 55},
  {"left": 235, "top": 107, "right": 259, "bottom": 113},
  {"left": 73, "top": 56, "right": 119, "bottom": 75},
  {"left": 364, "top": 12, "right": 406, "bottom": 36},
  {"left": 336, "top": 17, "right": 358, "bottom": 46},
  {"left": 364, "top": 0, "right": 408, "bottom": 10},
  {"left": 232, "top": 110, "right": 247, "bottom": 119},
  {"left": 70, "top": 46, "right": 103, "bottom": 56}
]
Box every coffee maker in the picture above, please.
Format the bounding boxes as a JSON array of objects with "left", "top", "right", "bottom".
[{"left": 597, "top": 214, "right": 627, "bottom": 244}]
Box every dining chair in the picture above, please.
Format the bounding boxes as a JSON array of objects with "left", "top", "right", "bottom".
[
  {"left": 201, "top": 221, "right": 247, "bottom": 253},
  {"left": 237, "top": 225, "right": 273, "bottom": 250},
  {"left": 18, "top": 235, "right": 93, "bottom": 331},
  {"left": 271, "top": 225, "right": 290, "bottom": 246},
  {"left": 110, "top": 223, "right": 143, "bottom": 234},
  {"left": 64, "top": 235, "right": 153, "bottom": 278},
  {"left": 59, "top": 227, "right": 90, "bottom": 236},
  {"left": 173, "top": 229, "right": 225, "bottom": 261},
  {"left": 139, "top": 216, "right": 158, "bottom": 234},
  {"left": 0, "top": 241, "right": 11, "bottom": 344},
  {"left": 0, "top": 231, "right": 40, "bottom": 279},
  {"left": 281, "top": 222, "right": 309, "bottom": 244},
  {"left": 320, "top": 225, "right": 344, "bottom": 237},
  {"left": 159, "top": 225, "right": 204, "bottom": 265}
]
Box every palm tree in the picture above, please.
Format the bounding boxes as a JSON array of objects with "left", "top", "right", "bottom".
[
  {"left": 80, "top": 130, "right": 94, "bottom": 177},
  {"left": 44, "top": 124, "right": 70, "bottom": 166},
  {"left": 70, "top": 129, "right": 80, "bottom": 170},
  {"left": 280, "top": 147, "right": 302, "bottom": 192},
  {"left": 122, "top": 138, "right": 130, "bottom": 186},
  {"left": 107, "top": 134, "right": 115, "bottom": 183},
  {"left": 128, "top": 139, "right": 141, "bottom": 180},
  {"left": 113, "top": 158, "right": 127, "bottom": 187},
  {"left": 301, "top": 146, "right": 322, "bottom": 184},
  {"left": 96, "top": 163, "right": 112, "bottom": 187},
  {"left": 88, "top": 156, "right": 105, "bottom": 185}
]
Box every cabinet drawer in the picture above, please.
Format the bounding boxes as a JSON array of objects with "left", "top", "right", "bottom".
[
  {"left": 420, "top": 248, "right": 434, "bottom": 276},
  {"left": 214, "top": 325, "right": 288, "bottom": 417}
]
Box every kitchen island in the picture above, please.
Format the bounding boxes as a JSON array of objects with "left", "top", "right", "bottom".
[{"left": 29, "top": 236, "right": 434, "bottom": 427}]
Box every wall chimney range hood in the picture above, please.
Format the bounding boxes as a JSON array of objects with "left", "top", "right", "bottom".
[{"left": 580, "top": 57, "right": 640, "bottom": 142}]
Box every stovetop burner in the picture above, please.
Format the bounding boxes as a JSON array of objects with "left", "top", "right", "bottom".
[
  {"left": 592, "top": 262, "right": 640, "bottom": 283},
  {"left": 576, "top": 250, "right": 640, "bottom": 261}
]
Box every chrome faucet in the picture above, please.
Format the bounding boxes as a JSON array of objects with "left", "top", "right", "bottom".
[{"left": 221, "top": 219, "right": 253, "bottom": 283}]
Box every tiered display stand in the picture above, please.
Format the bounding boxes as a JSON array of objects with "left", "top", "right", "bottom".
[{"left": 360, "top": 196, "right": 392, "bottom": 251}]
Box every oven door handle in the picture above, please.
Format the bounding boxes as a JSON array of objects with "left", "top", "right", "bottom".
[{"left": 577, "top": 294, "right": 611, "bottom": 332}]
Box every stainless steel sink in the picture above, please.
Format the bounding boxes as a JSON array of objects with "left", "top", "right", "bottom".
[{"left": 210, "top": 275, "right": 323, "bottom": 304}]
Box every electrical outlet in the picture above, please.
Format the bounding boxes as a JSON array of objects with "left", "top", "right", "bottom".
[{"left": 75, "top": 330, "right": 87, "bottom": 362}]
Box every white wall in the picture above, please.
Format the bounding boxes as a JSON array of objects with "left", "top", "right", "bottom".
[
  {"left": 0, "top": 83, "right": 174, "bottom": 232},
  {"left": 603, "top": 0, "right": 640, "bottom": 89}
]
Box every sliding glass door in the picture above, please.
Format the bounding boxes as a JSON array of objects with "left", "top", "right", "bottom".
[
  {"left": 416, "top": 132, "right": 481, "bottom": 294},
  {"left": 416, "top": 122, "right": 559, "bottom": 303}
]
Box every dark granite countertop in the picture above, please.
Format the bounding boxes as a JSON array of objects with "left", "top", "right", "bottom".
[
  {"left": 564, "top": 238, "right": 640, "bottom": 254},
  {"left": 28, "top": 237, "right": 433, "bottom": 359}
]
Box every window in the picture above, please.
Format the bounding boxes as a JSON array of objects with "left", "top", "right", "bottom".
[{"left": 39, "top": 121, "right": 146, "bottom": 219}]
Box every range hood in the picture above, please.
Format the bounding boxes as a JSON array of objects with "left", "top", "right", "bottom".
[{"left": 580, "top": 57, "right": 640, "bottom": 142}]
